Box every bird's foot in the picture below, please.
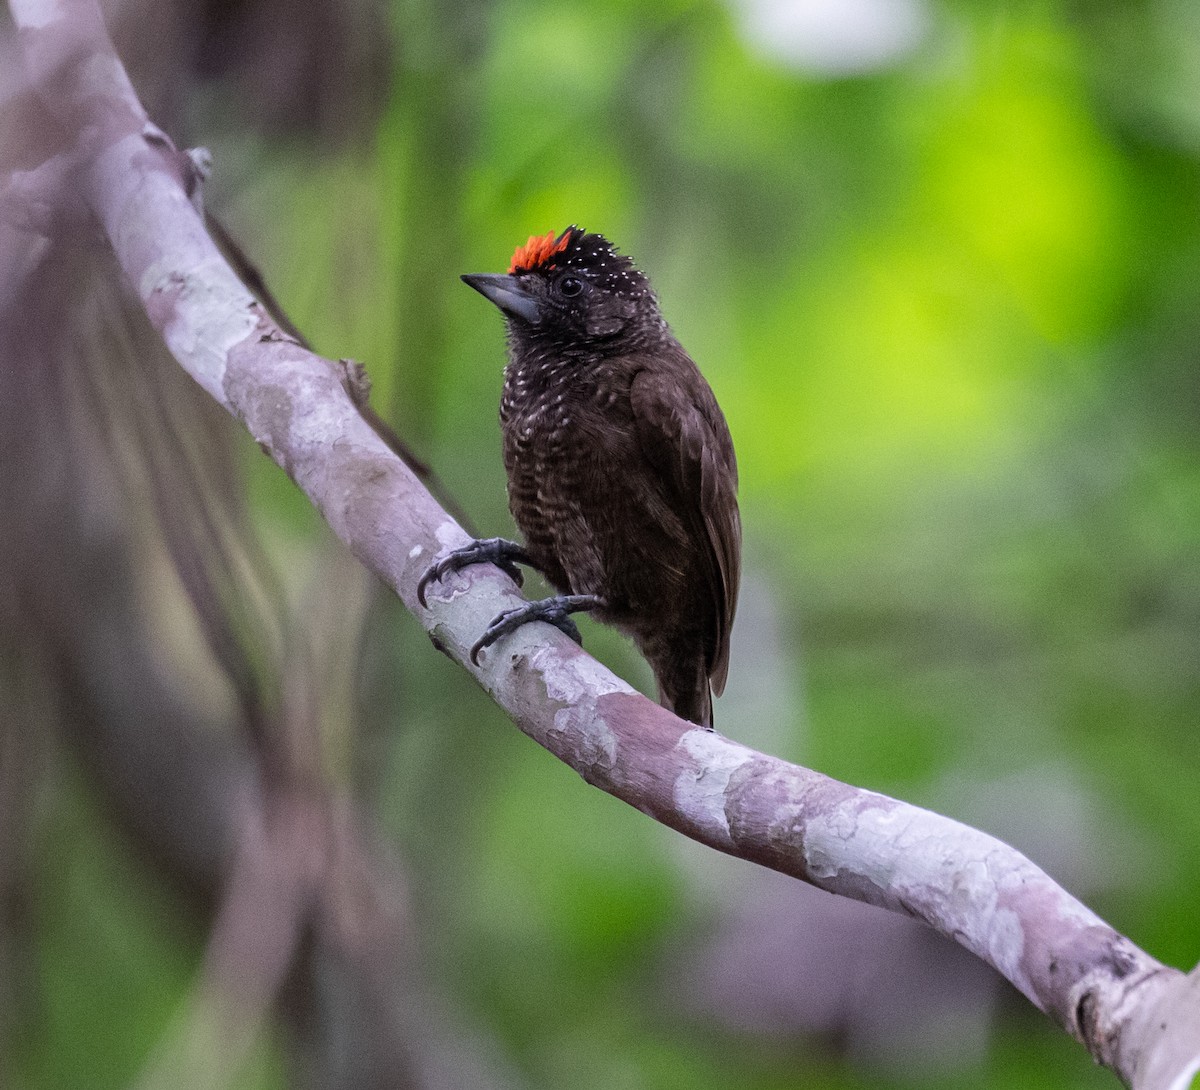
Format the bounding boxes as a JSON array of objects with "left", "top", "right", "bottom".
[
  {"left": 470, "top": 594, "right": 606, "bottom": 665},
  {"left": 417, "top": 538, "right": 536, "bottom": 607}
]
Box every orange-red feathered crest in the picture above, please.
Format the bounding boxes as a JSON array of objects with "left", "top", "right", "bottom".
[{"left": 508, "top": 228, "right": 574, "bottom": 273}]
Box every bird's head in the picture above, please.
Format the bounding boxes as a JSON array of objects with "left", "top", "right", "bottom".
[{"left": 462, "top": 226, "right": 663, "bottom": 352}]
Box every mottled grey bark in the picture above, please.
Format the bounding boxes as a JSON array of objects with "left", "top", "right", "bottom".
[{"left": 6, "top": 1, "right": 1197, "bottom": 1086}]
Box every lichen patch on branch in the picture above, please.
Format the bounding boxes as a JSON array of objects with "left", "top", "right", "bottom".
[
  {"left": 533, "top": 645, "right": 636, "bottom": 707},
  {"left": 673, "top": 729, "right": 754, "bottom": 847}
]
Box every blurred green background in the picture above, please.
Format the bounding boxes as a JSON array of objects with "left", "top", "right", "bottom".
[{"left": 4, "top": 0, "right": 1200, "bottom": 1087}]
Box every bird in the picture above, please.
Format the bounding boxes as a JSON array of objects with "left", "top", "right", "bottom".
[{"left": 418, "top": 226, "right": 740, "bottom": 728}]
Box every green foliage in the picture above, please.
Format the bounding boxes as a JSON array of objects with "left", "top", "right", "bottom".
[{"left": 15, "top": 769, "right": 282, "bottom": 1090}]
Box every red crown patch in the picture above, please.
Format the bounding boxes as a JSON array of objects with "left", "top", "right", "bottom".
[{"left": 508, "top": 228, "right": 573, "bottom": 273}]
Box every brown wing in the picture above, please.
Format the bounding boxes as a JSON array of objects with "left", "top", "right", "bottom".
[{"left": 629, "top": 355, "right": 741, "bottom": 695}]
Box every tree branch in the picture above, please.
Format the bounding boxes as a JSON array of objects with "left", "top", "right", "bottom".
[{"left": 7, "top": 1, "right": 1197, "bottom": 1085}]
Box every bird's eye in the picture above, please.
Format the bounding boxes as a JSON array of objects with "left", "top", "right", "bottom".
[{"left": 559, "top": 276, "right": 584, "bottom": 297}]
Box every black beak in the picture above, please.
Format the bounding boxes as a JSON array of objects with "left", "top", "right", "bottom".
[{"left": 461, "top": 273, "right": 542, "bottom": 325}]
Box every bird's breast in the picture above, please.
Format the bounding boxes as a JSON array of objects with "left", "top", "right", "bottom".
[{"left": 501, "top": 357, "right": 623, "bottom": 454}]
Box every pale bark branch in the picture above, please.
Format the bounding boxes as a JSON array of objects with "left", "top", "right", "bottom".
[{"left": 7, "top": 1, "right": 1197, "bottom": 1085}]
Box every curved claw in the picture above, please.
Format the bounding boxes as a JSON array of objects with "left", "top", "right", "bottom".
[
  {"left": 468, "top": 594, "right": 601, "bottom": 665},
  {"left": 494, "top": 559, "right": 527, "bottom": 591},
  {"left": 417, "top": 554, "right": 465, "bottom": 608},
  {"left": 415, "top": 564, "right": 442, "bottom": 609},
  {"left": 417, "top": 538, "right": 533, "bottom": 608}
]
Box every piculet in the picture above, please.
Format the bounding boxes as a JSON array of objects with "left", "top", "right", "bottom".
[{"left": 419, "top": 226, "right": 741, "bottom": 728}]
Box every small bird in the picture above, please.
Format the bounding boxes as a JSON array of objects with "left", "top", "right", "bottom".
[{"left": 419, "top": 226, "right": 740, "bottom": 727}]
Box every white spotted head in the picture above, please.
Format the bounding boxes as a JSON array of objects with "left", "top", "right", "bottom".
[{"left": 463, "top": 226, "right": 666, "bottom": 355}]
